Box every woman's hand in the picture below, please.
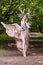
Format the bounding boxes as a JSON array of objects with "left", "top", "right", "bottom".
[{"left": 21, "top": 28, "right": 25, "bottom": 31}]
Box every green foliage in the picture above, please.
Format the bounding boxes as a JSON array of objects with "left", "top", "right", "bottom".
[
  {"left": 39, "top": 33, "right": 43, "bottom": 37},
  {"left": 0, "top": 33, "right": 13, "bottom": 41},
  {"left": 0, "top": 0, "right": 43, "bottom": 32}
]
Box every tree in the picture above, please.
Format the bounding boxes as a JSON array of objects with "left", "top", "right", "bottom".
[{"left": 0, "top": 0, "right": 43, "bottom": 32}]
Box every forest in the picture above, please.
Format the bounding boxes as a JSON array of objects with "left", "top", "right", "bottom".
[{"left": 0, "top": 0, "right": 43, "bottom": 33}]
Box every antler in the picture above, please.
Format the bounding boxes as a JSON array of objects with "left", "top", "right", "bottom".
[
  {"left": 17, "top": 9, "right": 25, "bottom": 18},
  {"left": 27, "top": 9, "right": 31, "bottom": 18},
  {"left": 18, "top": 9, "right": 32, "bottom": 18}
]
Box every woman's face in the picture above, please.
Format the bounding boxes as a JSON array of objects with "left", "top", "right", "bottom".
[{"left": 22, "top": 15, "right": 28, "bottom": 21}]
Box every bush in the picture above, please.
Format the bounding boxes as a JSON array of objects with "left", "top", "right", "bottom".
[{"left": 0, "top": 33, "right": 13, "bottom": 41}]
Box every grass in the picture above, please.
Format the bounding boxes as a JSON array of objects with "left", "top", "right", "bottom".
[
  {"left": 39, "top": 33, "right": 43, "bottom": 37},
  {"left": 0, "top": 45, "right": 5, "bottom": 51},
  {"left": 0, "top": 33, "right": 13, "bottom": 41},
  {"left": 0, "top": 33, "right": 14, "bottom": 50}
]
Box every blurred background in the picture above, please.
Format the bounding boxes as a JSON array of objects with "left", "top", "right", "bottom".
[{"left": 0, "top": 0, "right": 43, "bottom": 50}]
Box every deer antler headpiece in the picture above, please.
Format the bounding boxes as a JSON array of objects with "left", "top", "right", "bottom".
[{"left": 18, "top": 9, "right": 31, "bottom": 18}]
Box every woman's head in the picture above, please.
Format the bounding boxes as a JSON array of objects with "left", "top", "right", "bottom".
[{"left": 22, "top": 14, "right": 28, "bottom": 22}]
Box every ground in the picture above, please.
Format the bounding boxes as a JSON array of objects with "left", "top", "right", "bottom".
[
  {"left": 0, "top": 56, "right": 43, "bottom": 65},
  {"left": 0, "top": 48, "right": 43, "bottom": 65}
]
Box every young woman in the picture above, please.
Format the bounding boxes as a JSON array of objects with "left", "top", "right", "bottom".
[
  {"left": 1, "top": 14, "right": 30, "bottom": 57},
  {"left": 20, "top": 14, "right": 30, "bottom": 57}
]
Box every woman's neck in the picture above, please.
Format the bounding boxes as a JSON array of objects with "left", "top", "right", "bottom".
[{"left": 22, "top": 19, "right": 27, "bottom": 23}]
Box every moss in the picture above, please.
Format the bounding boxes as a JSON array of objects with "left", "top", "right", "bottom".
[{"left": 39, "top": 33, "right": 43, "bottom": 37}]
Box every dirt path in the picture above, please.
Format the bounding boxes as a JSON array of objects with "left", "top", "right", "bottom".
[
  {"left": 0, "top": 48, "right": 43, "bottom": 65},
  {"left": 0, "top": 55, "right": 43, "bottom": 65}
]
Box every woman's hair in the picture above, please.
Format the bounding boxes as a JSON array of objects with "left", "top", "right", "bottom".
[{"left": 22, "top": 14, "right": 28, "bottom": 19}]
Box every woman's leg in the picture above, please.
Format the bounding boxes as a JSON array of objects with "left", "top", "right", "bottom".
[{"left": 22, "top": 38, "right": 26, "bottom": 57}]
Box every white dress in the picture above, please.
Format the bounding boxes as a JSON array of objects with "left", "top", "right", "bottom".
[
  {"left": 1, "top": 21, "right": 30, "bottom": 57},
  {"left": 1, "top": 21, "right": 30, "bottom": 39},
  {"left": 21, "top": 21, "right": 30, "bottom": 38}
]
